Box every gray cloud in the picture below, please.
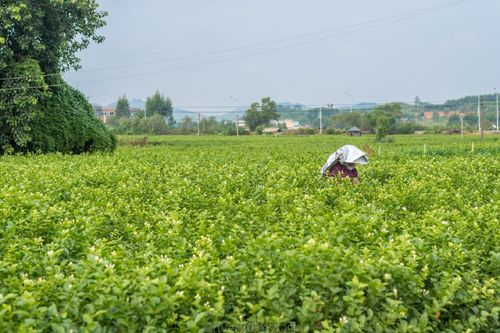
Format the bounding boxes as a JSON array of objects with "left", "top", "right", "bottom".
[{"left": 63, "top": 0, "right": 500, "bottom": 109}]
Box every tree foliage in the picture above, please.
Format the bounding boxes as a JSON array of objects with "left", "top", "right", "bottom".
[
  {"left": 0, "top": 59, "right": 49, "bottom": 153},
  {"left": 244, "top": 97, "right": 279, "bottom": 131},
  {"left": 329, "top": 103, "right": 404, "bottom": 139},
  {"left": 108, "top": 115, "right": 244, "bottom": 136},
  {"left": 0, "top": 0, "right": 107, "bottom": 73},
  {"left": 115, "top": 95, "right": 130, "bottom": 118},
  {"left": 370, "top": 103, "right": 402, "bottom": 141},
  {"left": 178, "top": 116, "right": 195, "bottom": 134},
  {"left": 0, "top": 0, "right": 115, "bottom": 154},
  {"left": 145, "top": 91, "right": 174, "bottom": 126},
  {"left": 331, "top": 111, "right": 363, "bottom": 130},
  {"left": 109, "top": 114, "right": 169, "bottom": 135},
  {"left": 27, "top": 81, "right": 116, "bottom": 154},
  {"left": 447, "top": 114, "right": 461, "bottom": 128}
]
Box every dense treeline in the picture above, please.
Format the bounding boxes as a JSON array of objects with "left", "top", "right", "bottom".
[
  {"left": 106, "top": 93, "right": 498, "bottom": 138},
  {"left": 107, "top": 94, "right": 264, "bottom": 136},
  {"left": 108, "top": 115, "right": 246, "bottom": 136},
  {"left": 106, "top": 99, "right": 496, "bottom": 139}
]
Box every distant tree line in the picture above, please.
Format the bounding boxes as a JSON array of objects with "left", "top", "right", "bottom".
[
  {"left": 328, "top": 103, "right": 416, "bottom": 141},
  {"left": 108, "top": 92, "right": 248, "bottom": 135},
  {"left": 110, "top": 115, "right": 246, "bottom": 136},
  {"left": 107, "top": 93, "right": 497, "bottom": 138},
  {"left": 108, "top": 91, "right": 175, "bottom": 135}
]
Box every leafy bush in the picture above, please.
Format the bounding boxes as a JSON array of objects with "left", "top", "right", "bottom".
[
  {"left": 137, "top": 114, "right": 170, "bottom": 135},
  {"left": 392, "top": 122, "right": 424, "bottom": 134},
  {"left": 286, "top": 128, "right": 316, "bottom": 135},
  {"left": 324, "top": 128, "right": 344, "bottom": 135},
  {"left": 26, "top": 81, "right": 116, "bottom": 153},
  {"left": 0, "top": 59, "right": 49, "bottom": 154}
]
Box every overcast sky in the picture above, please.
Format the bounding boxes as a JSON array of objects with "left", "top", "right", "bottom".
[{"left": 64, "top": 0, "right": 499, "bottom": 109}]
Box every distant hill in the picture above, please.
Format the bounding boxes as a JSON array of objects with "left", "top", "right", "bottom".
[
  {"left": 277, "top": 102, "right": 308, "bottom": 110},
  {"left": 354, "top": 102, "right": 378, "bottom": 110},
  {"left": 444, "top": 94, "right": 497, "bottom": 107},
  {"left": 337, "top": 102, "right": 378, "bottom": 111}
]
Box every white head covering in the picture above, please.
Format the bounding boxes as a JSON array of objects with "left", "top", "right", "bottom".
[{"left": 320, "top": 145, "right": 368, "bottom": 176}]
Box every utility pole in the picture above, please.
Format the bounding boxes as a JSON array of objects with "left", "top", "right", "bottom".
[
  {"left": 477, "top": 95, "right": 481, "bottom": 133},
  {"left": 318, "top": 90, "right": 324, "bottom": 135},
  {"left": 197, "top": 113, "right": 201, "bottom": 135},
  {"left": 327, "top": 104, "right": 334, "bottom": 129},
  {"left": 195, "top": 95, "right": 200, "bottom": 135},
  {"left": 319, "top": 104, "right": 323, "bottom": 134},
  {"left": 345, "top": 91, "right": 353, "bottom": 112},
  {"left": 495, "top": 88, "right": 499, "bottom": 132},
  {"left": 480, "top": 97, "right": 484, "bottom": 142},
  {"left": 230, "top": 96, "right": 240, "bottom": 136},
  {"left": 460, "top": 112, "right": 464, "bottom": 138},
  {"left": 236, "top": 114, "right": 239, "bottom": 136}
]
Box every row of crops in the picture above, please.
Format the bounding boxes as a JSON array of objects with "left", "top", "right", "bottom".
[{"left": 0, "top": 135, "right": 498, "bottom": 332}]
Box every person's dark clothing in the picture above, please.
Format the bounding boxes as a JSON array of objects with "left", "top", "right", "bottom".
[{"left": 328, "top": 163, "right": 358, "bottom": 179}]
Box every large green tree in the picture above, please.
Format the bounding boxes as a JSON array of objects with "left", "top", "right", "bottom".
[
  {"left": 178, "top": 116, "right": 195, "bottom": 134},
  {"left": 0, "top": 0, "right": 114, "bottom": 154},
  {"left": 368, "top": 103, "right": 403, "bottom": 141},
  {"left": 0, "top": 0, "right": 107, "bottom": 74},
  {"left": 145, "top": 91, "right": 174, "bottom": 126},
  {"left": 115, "top": 95, "right": 130, "bottom": 118},
  {"left": 244, "top": 97, "right": 279, "bottom": 131}
]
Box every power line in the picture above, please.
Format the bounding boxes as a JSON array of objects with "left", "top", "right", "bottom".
[
  {"left": 68, "top": 3, "right": 470, "bottom": 86},
  {"left": 73, "top": 0, "right": 474, "bottom": 85},
  {"left": 160, "top": 99, "right": 500, "bottom": 109},
  {"left": 0, "top": 82, "right": 67, "bottom": 93},
  {"left": 1, "top": 0, "right": 472, "bottom": 84},
  {"left": 151, "top": 101, "right": 499, "bottom": 114},
  {"left": 0, "top": 73, "right": 62, "bottom": 82},
  {"left": 73, "top": 0, "right": 471, "bottom": 74}
]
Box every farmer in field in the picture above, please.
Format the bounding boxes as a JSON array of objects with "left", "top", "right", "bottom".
[{"left": 320, "top": 145, "right": 368, "bottom": 181}]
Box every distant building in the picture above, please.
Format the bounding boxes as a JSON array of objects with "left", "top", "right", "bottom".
[
  {"left": 282, "top": 119, "right": 300, "bottom": 129},
  {"left": 262, "top": 127, "right": 280, "bottom": 135},
  {"left": 237, "top": 119, "right": 246, "bottom": 128},
  {"left": 423, "top": 111, "right": 434, "bottom": 120},
  {"left": 423, "top": 110, "right": 461, "bottom": 121},
  {"left": 347, "top": 126, "right": 362, "bottom": 136},
  {"left": 93, "top": 105, "right": 145, "bottom": 123},
  {"left": 93, "top": 105, "right": 115, "bottom": 123}
]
